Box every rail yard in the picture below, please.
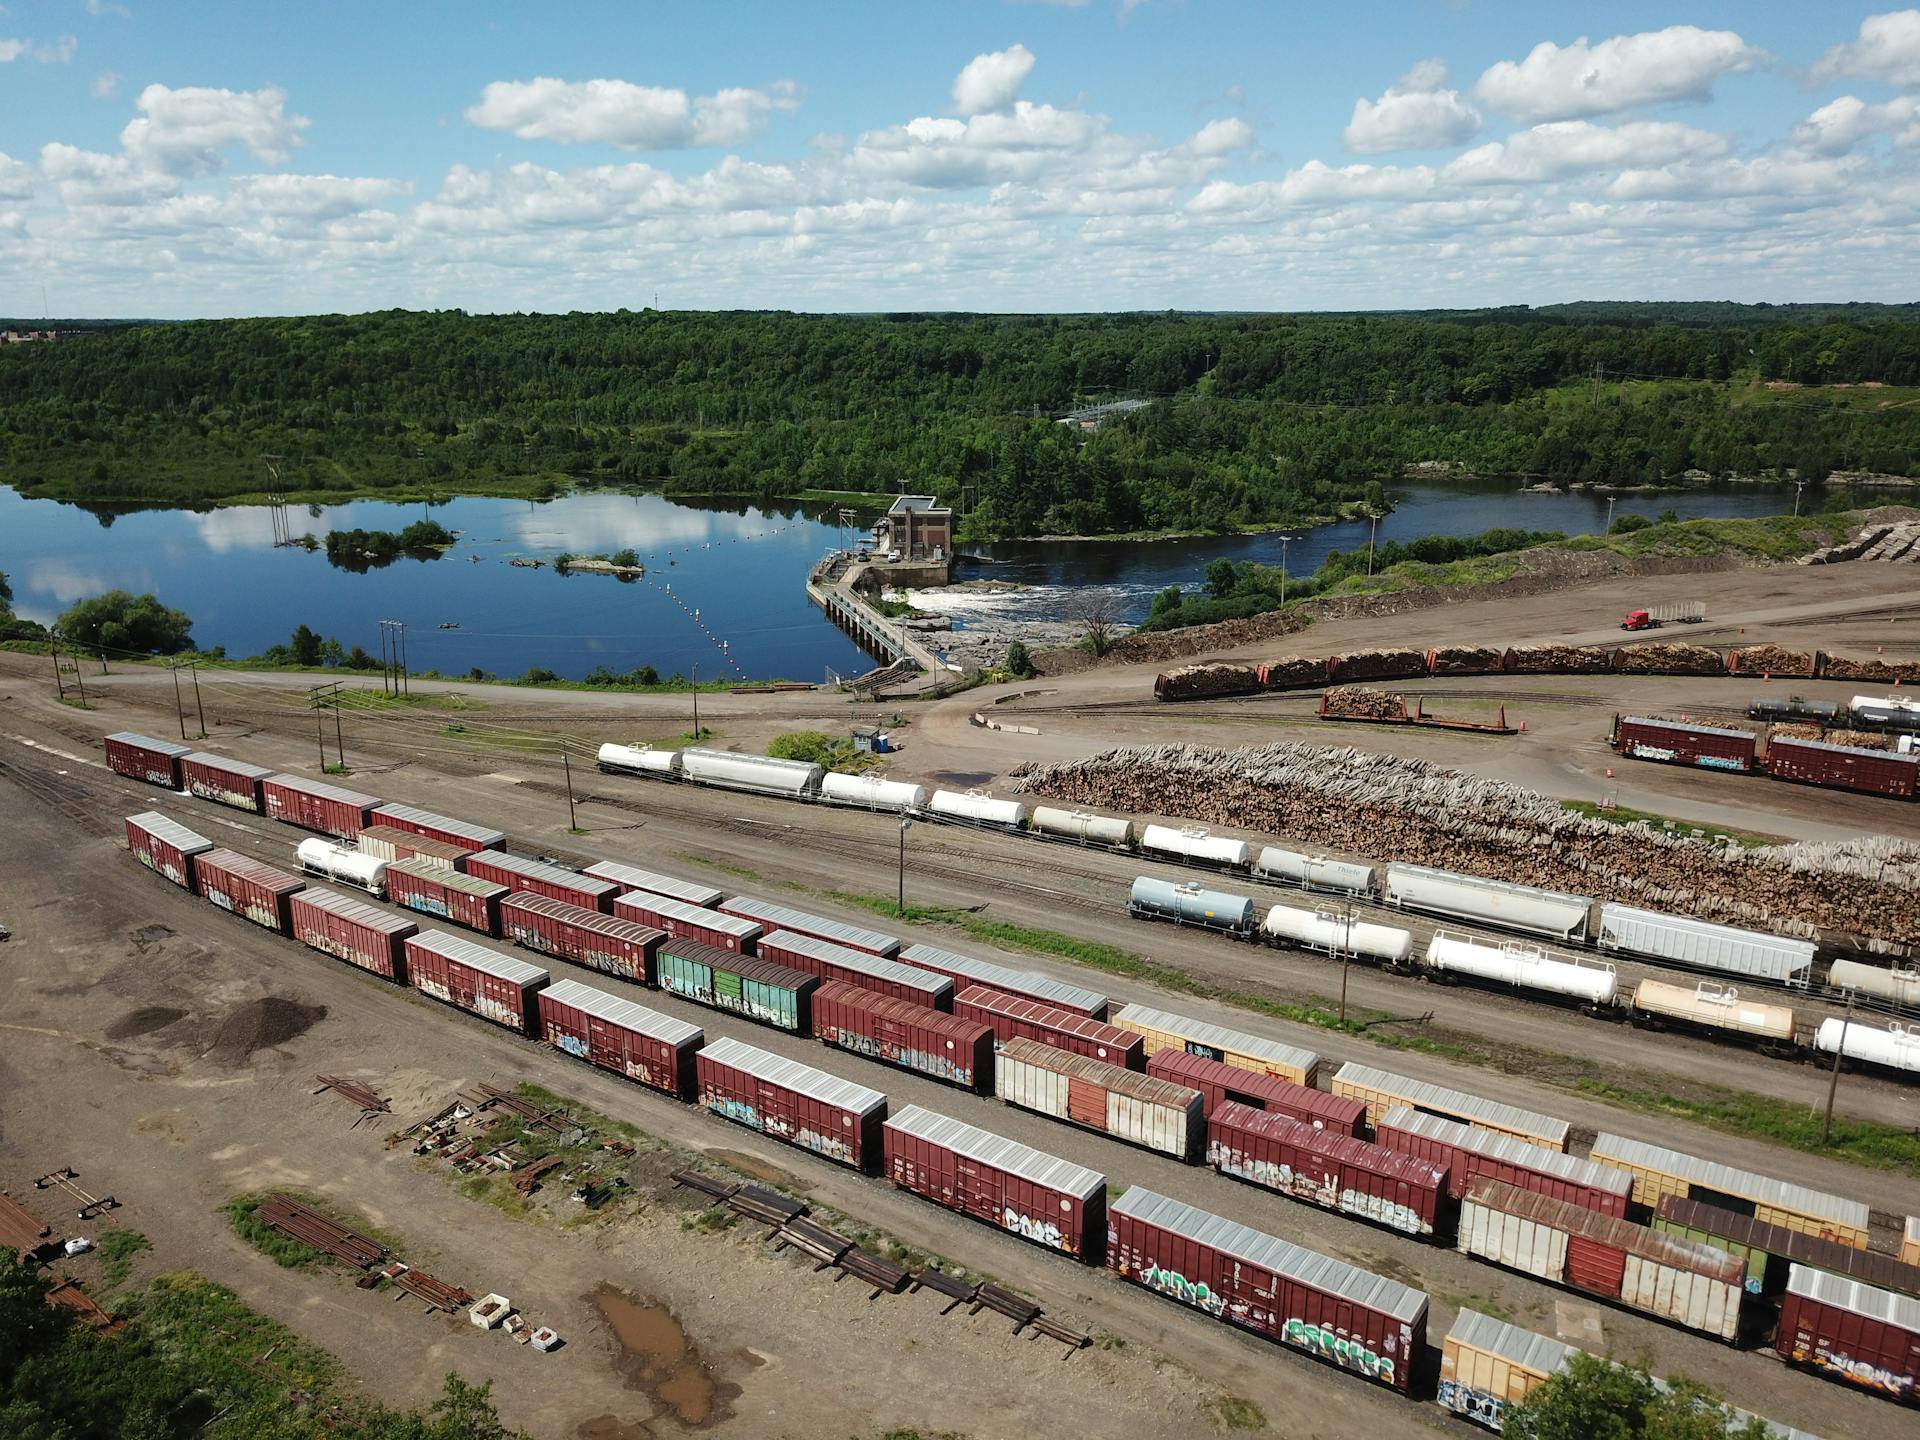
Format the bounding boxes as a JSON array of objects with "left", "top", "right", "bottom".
[{"left": 3, "top": 560, "right": 1920, "bottom": 1439}]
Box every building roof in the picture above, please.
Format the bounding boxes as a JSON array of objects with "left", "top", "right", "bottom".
[{"left": 888, "top": 494, "right": 948, "bottom": 515}]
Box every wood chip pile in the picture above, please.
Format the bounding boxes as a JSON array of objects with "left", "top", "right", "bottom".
[
  {"left": 1613, "top": 643, "right": 1727, "bottom": 676},
  {"left": 1505, "top": 644, "right": 1616, "bottom": 673},
  {"left": 1427, "top": 645, "right": 1506, "bottom": 676},
  {"left": 1329, "top": 648, "right": 1428, "bottom": 683},
  {"left": 1322, "top": 688, "right": 1407, "bottom": 720},
  {"left": 1013, "top": 741, "right": 1920, "bottom": 945},
  {"left": 1154, "top": 662, "right": 1262, "bottom": 702},
  {"left": 1820, "top": 654, "right": 1920, "bottom": 683},
  {"left": 1728, "top": 644, "right": 1815, "bottom": 677}
]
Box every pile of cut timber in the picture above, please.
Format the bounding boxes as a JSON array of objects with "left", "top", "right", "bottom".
[
  {"left": 1427, "top": 645, "right": 1504, "bottom": 676},
  {"left": 1800, "top": 520, "right": 1920, "bottom": 565},
  {"left": 1613, "top": 643, "right": 1726, "bottom": 676},
  {"left": 1322, "top": 688, "right": 1407, "bottom": 721},
  {"left": 1506, "top": 644, "right": 1614, "bottom": 673},
  {"left": 1770, "top": 724, "right": 1824, "bottom": 742},
  {"left": 1823, "top": 729, "right": 1893, "bottom": 751},
  {"left": 1154, "top": 662, "right": 1261, "bottom": 702},
  {"left": 1328, "top": 648, "right": 1427, "bottom": 683},
  {"left": 1013, "top": 742, "right": 1920, "bottom": 944},
  {"left": 1728, "top": 644, "right": 1816, "bottom": 677}
]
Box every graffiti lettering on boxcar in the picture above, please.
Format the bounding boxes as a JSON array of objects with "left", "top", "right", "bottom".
[
  {"left": 1436, "top": 1380, "right": 1504, "bottom": 1426},
  {"left": 1141, "top": 1264, "right": 1226, "bottom": 1317},
  {"left": 1002, "top": 1207, "right": 1066, "bottom": 1251},
  {"left": 1283, "top": 1318, "right": 1394, "bottom": 1383},
  {"left": 555, "top": 1032, "right": 589, "bottom": 1059},
  {"left": 1803, "top": 1344, "right": 1913, "bottom": 1398},
  {"left": 1338, "top": 1185, "right": 1426, "bottom": 1235}
]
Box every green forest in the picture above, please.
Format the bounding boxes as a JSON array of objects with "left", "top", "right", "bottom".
[{"left": 4, "top": 303, "right": 1920, "bottom": 537}]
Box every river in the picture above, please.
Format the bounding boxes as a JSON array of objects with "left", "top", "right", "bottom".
[{"left": 0, "top": 478, "right": 1863, "bottom": 679}]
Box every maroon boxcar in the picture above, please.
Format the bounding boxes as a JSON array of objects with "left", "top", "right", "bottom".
[
  {"left": 884, "top": 1102, "right": 1107, "bottom": 1261},
  {"left": 464, "top": 851, "right": 620, "bottom": 912},
  {"left": 356, "top": 825, "right": 474, "bottom": 872},
  {"left": 1208, "top": 1102, "right": 1448, "bottom": 1238},
  {"left": 760, "top": 930, "right": 953, "bottom": 1010},
  {"left": 954, "top": 986, "right": 1144, "bottom": 1069},
  {"left": 1766, "top": 735, "right": 1919, "bottom": 800},
  {"left": 402, "top": 931, "right": 548, "bottom": 1034},
  {"left": 500, "top": 891, "right": 663, "bottom": 984},
  {"left": 196, "top": 848, "right": 304, "bottom": 934},
  {"left": 1614, "top": 715, "right": 1758, "bottom": 774},
  {"left": 718, "top": 895, "right": 901, "bottom": 958},
  {"left": 811, "top": 982, "right": 993, "bottom": 1092},
  {"left": 1107, "top": 1186, "right": 1428, "bottom": 1392},
  {"left": 1149, "top": 1048, "right": 1367, "bottom": 1135},
  {"left": 613, "top": 891, "right": 762, "bottom": 952},
  {"left": 104, "top": 732, "right": 192, "bottom": 788},
  {"left": 386, "top": 858, "right": 506, "bottom": 935},
  {"left": 125, "top": 810, "right": 212, "bottom": 889},
  {"left": 1375, "top": 1105, "right": 1631, "bottom": 1215},
  {"left": 1775, "top": 1264, "right": 1920, "bottom": 1403},
  {"left": 262, "top": 775, "right": 381, "bottom": 840},
  {"left": 179, "top": 752, "right": 274, "bottom": 812},
  {"left": 899, "top": 941, "right": 1109, "bottom": 1019},
  {"left": 289, "top": 888, "right": 417, "bottom": 981},
  {"left": 537, "top": 976, "right": 703, "bottom": 1098},
  {"left": 367, "top": 802, "right": 503, "bottom": 852},
  {"left": 695, "top": 1036, "right": 887, "bottom": 1173}
]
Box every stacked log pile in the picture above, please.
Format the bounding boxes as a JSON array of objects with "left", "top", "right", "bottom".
[
  {"left": 1820, "top": 653, "right": 1920, "bottom": 683},
  {"left": 1013, "top": 741, "right": 1920, "bottom": 944},
  {"left": 1427, "top": 645, "right": 1505, "bottom": 676},
  {"left": 1800, "top": 520, "right": 1920, "bottom": 565},
  {"left": 1506, "top": 644, "right": 1615, "bottom": 673},
  {"left": 1613, "top": 643, "right": 1726, "bottom": 676},
  {"left": 1328, "top": 648, "right": 1427, "bottom": 683},
  {"left": 1154, "top": 662, "right": 1261, "bottom": 702},
  {"left": 1769, "top": 724, "right": 1824, "bottom": 743},
  {"left": 1821, "top": 729, "right": 1893, "bottom": 752},
  {"left": 1321, "top": 688, "right": 1407, "bottom": 721},
  {"left": 1728, "top": 644, "right": 1816, "bottom": 677},
  {"left": 1256, "top": 657, "right": 1327, "bottom": 689}
]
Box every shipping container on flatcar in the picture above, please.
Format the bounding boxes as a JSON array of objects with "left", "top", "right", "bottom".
[
  {"left": 499, "top": 891, "right": 663, "bottom": 985},
  {"left": 656, "top": 938, "right": 816, "bottom": 1034},
  {"left": 261, "top": 774, "right": 381, "bottom": 841},
  {"left": 195, "top": 848, "right": 304, "bottom": 934},
  {"left": 1457, "top": 1178, "right": 1744, "bottom": 1342},
  {"left": 995, "top": 1038, "right": 1202, "bottom": 1161},
  {"left": 355, "top": 825, "right": 474, "bottom": 872},
  {"left": 1375, "top": 1107, "right": 1631, "bottom": 1215},
  {"left": 884, "top": 1104, "right": 1107, "bottom": 1261},
  {"left": 1107, "top": 1187, "right": 1428, "bottom": 1392},
  {"left": 811, "top": 982, "right": 993, "bottom": 1091},
  {"left": 1765, "top": 734, "right": 1919, "bottom": 800},
  {"left": 366, "top": 802, "right": 503, "bottom": 852},
  {"left": 1588, "top": 1133, "right": 1869, "bottom": 1248},
  {"left": 955, "top": 987, "right": 1144, "bottom": 1069},
  {"left": 1438, "top": 1309, "right": 1580, "bottom": 1432},
  {"left": 464, "top": 852, "right": 620, "bottom": 912},
  {"left": 1653, "top": 1195, "right": 1920, "bottom": 1299},
  {"left": 1331, "top": 1062, "right": 1570, "bottom": 1151},
  {"left": 1382, "top": 864, "right": 1592, "bottom": 943},
  {"left": 386, "top": 858, "right": 507, "bottom": 936},
  {"left": 899, "top": 941, "right": 1109, "bottom": 1019},
  {"left": 1775, "top": 1265, "right": 1920, "bottom": 1403},
  {"left": 125, "top": 810, "right": 211, "bottom": 889},
  {"left": 1112, "top": 1003, "right": 1319, "bottom": 1086},
  {"left": 104, "top": 732, "right": 192, "bottom": 788},
  {"left": 179, "top": 752, "right": 273, "bottom": 812},
  {"left": 1208, "top": 1102, "right": 1448, "bottom": 1238},
  {"left": 759, "top": 930, "right": 952, "bottom": 1010},
  {"left": 537, "top": 977, "right": 702, "bottom": 1098},
  {"left": 402, "top": 931, "right": 548, "bottom": 1034},
  {"left": 1598, "top": 905, "right": 1815, "bottom": 987},
  {"left": 289, "top": 888, "right": 416, "bottom": 981},
  {"left": 614, "top": 891, "right": 763, "bottom": 952},
  {"left": 1148, "top": 1048, "right": 1365, "bottom": 1135},
  {"left": 1612, "top": 716, "right": 1758, "bottom": 773},
  {"left": 718, "top": 895, "right": 901, "bottom": 958},
  {"left": 581, "top": 859, "right": 722, "bottom": 909},
  {"left": 694, "top": 1036, "right": 887, "bottom": 1173}
]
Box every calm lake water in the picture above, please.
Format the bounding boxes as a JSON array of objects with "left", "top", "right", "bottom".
[{"left": 0, "top": 478, "right": 1863, "bottom": 677}]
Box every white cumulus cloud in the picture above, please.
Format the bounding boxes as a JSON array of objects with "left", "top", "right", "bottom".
[
  {"left": 229, "top": 174, "right": 408, "bottom": 219},
  {"left": 1343, "top": 59, "right": 1481, "bottom": 153},
  {"left": 465, "top": 77, "right": 800, "bottom": 149},
  {"left": 1793, "top": 94, "right": 1920, "bottom": 154},
  {"left": 121, "top": 83, "right": 309, "bottom": 173},
  {"left": 1443, "top": 120, "right": 1727, "bottom": 185},
  {"left": 1812, "top": 10, "right": 1920, "bottom": 88},
  {"left": 1476, "top": 26, "right": 1764, "bottom": 122},
  {"left": 0, "top": 150, "right": 34, "bottom": 200},
  {"left": 91, "top": 69, "right": 120, "bottom": 97},
  {"left": 0, "top": 34, "right": 77, "bottom": 63},
  {"left": 952, "top": 44, "right": 1036, "bottom": 114},
  {"left": 1187, "top": 117, "right": 1253, "bottom": 156}
]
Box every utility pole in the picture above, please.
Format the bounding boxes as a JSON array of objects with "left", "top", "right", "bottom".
[
  {"left": 1821, "top": 993, "right": 1856, "bottom": 1144},
  {"left": 691, "top": 663, "right": 699, "bottom": 740},
  {"left": 562, "top": 748, "right": 578, "bottom": 831},
  {"left": 1605, "top": 495, "right": 1616, "bottom": 534},
  {"left": 189, "top": 659, "right": 206, "bottom": 736},
  {"left": 1367, "top": 511, "right": 1380, "bottom": 577},
  {"left": 314, "top": 692, "right": 327, "bottom": 769},
  {"left": 71, "top": 646, "right": 88, "bottom": 708},
  {"left": 49, "top": 633, "right": 64, "bottom": 700},
  {"left": 378, "top": 622, "right": 392, "bottom": 696},
  {"left": 1794, "top": 479, "right": 1807, "bottom": 517},
  {"left": 397, "top": 621, "right": 410, "bottom": 698},
  {"left": 332, "top": 689, "right": 345, "bottom": 767},
  {"left": 1338, "top": 898, "right": 1354, "bottom": 1025},
  {"left": 1280, "top": 534, "right": 1291, "bottom": 605},
  {"left": 170, "top": 664, "right": 188, "bottom": 741},
  {"left": 897, "top": 816, "right": 913, "bottom": 917}
]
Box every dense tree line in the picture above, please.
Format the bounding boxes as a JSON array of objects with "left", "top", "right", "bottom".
[{"left": 3, "top": 304, "right": 1919, "bottom": 536}]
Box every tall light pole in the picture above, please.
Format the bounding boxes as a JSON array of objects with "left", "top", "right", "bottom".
[
  {"left": 1279, "top": 535, "right": 1294, "bottom": 604},
  {"left": 1605, "top": 495, "right": 1616, "bottom": 534},
  {"left": 1821, "top": 993, "right": 1856, "bottom": 1144},
  {"left": 1367, "top": 511, "right": 1381, "bottom": 577},
  {"left": 897, "top": 815, "right": 913, "bottom": 917},
  {"left": 1794, "top": 480, "right": 1807, "bottom": 517},
  {"left": 189, "top": 659, "right": 206, "bottom": 736},
  {"left": 169, "top": 663, "right": 188, "bottom": 741},
  {"left": 691, "top": 662, "right": 700, "bottom": 740}
]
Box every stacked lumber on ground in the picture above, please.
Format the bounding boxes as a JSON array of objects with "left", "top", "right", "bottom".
[
  {"left": 1427, "top": 645, "right": 1505, "bottom": 676},
  {"left": 1613, "top": 643, "right": 1726, "bottom": 676},
  {"left": 1153, "top": 662, "right": 1262, "bottom": 702},
  {"left": 1727, "top": 644, "right": 1816, "bottom": 677},
  {"left": 1321, "top": 688, "right": 1407, "bottom": 721},
  {"left": 1327, "top": 648, "right": 1427, "bottom": 684},
  {"left": 1013, "top": 742, "right": 1920, "bottom": 945},
  {"left": 1505, "top": 644, "right": 1614, "bottom": 673}
]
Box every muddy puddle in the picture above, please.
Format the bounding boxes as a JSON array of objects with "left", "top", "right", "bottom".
[
  {"left": 132, "top": 924, "right": 175, "bottom": 950},
  {"left": 105, "top": 1006, "right": 187, "bottom": 1039},
  {"left": 588, "top": 1284, "right": 736, "bottom": 1428}
]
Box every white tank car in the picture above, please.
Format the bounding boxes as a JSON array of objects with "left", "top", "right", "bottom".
[
  {"left": 1253, "top": 846, "right": 1376, "bottom": 896},
  {"left": 1425, "top": 931, "right": 1616, "bottom": 1006},
  {"left": 927, "top": 789, "right": 1027, "bottom": 828},
  {"left": 295, "top": 837, "right": 387, "bottom": 896},
  {"left": 680, "top": 747, "right": 823, "bottom": 797},
  {"left": 596, "top": 742, "right": 681, "bottom": 776},
  {"left": 819, "top": 772, "right": 928, "bottom": 811},
  {"left": 1139, "top": 823, "right": 1251, "bottom": 868},
  {"left": 1816, "top": 1018, "right": 1920, "bottom": 1074},
  {"left": 1630, "top": 979, "right": 1796, "bottom": 1043},
  {"left": 1030, "top": 806, "right": 1136, "bottom": 848},
  {"left": 1829, "top": 959, "right": 1920, "bottom": 1009},
  {"left": 1261, "top": 903, "right": 1413, "bottom": 964}
]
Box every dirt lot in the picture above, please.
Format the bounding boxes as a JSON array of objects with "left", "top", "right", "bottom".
[{"left": 2, "top": 559, "right": 1918, "bottom": 1438}]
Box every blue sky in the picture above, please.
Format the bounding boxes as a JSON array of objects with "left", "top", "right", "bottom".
[{"left": 2, "top": 2, "right": 1918, "bottom": 315}]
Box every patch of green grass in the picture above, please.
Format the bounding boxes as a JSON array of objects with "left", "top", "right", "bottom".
[
  {"left": 222, "top": 1191, "right": 403, "bottom": 1270},
  {"left": 456, "top": 1173, "right": 535, "bottom": 1220},
  {"left": 1574, "top": 1078, "right": 1920, "bottom": 1175},
  {"left": 98, "top": 1228, "right": 152, "bottom": 1288},
  {"left": 57, "top": 696, "right": 95, "bottom": 710},
  {"left": 1208, "top": 1396, "right": 1267, "bottom": 1432},
  {"left": 321, "top": 762, "right": 353, "bottom": 776},
  {"left": 1437, "top": 1290, "right": 1515, "bottom": 1323},
  {"left": 680, "top": 1209, "right": 738, "bottom": 1234},
  {"left": 670, "top": 849, "right": 761, "bottom": 882},
  {"left": 435, "top": 722, "right": 551, "bottom": 751},
  {"left": 1560, "top": 799, "right": 1784, "bottom": 850}
]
